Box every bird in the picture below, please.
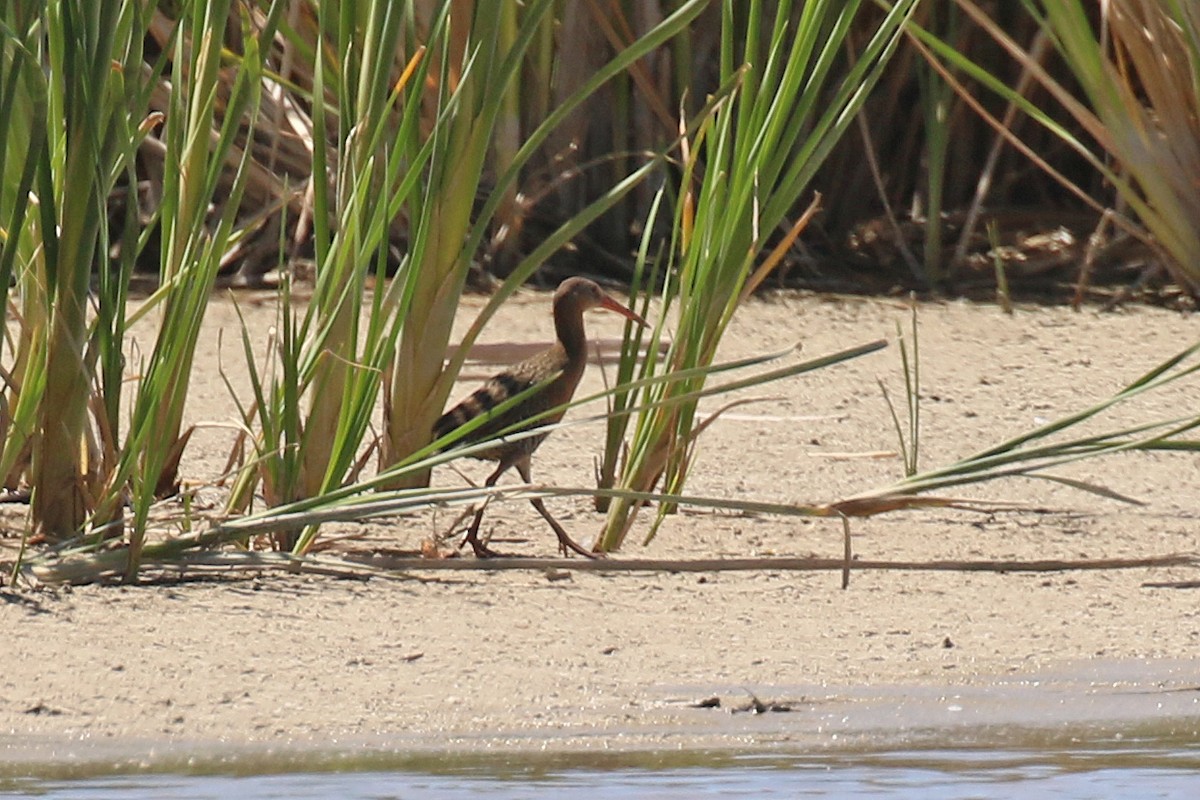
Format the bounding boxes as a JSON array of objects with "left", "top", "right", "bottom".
[{"left": 433, "top": 277, "right": 647, "bottom": 558}]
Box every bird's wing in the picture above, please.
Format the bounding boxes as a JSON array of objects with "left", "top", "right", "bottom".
[{"left": 433, "top": 353, "right": 565, "bottom": 448}]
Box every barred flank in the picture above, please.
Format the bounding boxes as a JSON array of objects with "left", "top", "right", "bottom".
[{"left": 433, "top": 373, "right": 529, "bottom": 444}]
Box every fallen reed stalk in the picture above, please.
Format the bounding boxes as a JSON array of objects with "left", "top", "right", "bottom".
[
  {"left": 345, "top": 552, "right": 1199, "bottom": 574},
  {"left": 26, "top": 550, "right": 1196, "bottom": 586}
]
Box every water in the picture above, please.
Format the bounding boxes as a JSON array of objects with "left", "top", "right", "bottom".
[
  {"left": 4, "top": 736, "right": 1200, "bottom": 799},
  {"left": 5, "top": 765, "right": 1199, "bottom": 799}
]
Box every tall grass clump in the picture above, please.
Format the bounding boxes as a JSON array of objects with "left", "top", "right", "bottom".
[
  {"left": 378, "top": 0, "right": 707, "bottom": 492},
  {"left": 597, "top": 0, "right": 919, "bottom": 551},
  {"left": 113, "top": 1, "right": 283, "bottom": 576},
  {"left": 0, "top": 2, "right": 280, "bottom": 571},
  {"left": 222, "top": 0, "right": 447, "bottom": 552},
  {"left": 0, "top": 1, "right": 154, "bottom": 540}
]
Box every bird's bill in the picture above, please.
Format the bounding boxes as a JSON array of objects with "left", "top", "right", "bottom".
[{"left": 598, "top": 294, "right": 649, "bottom": 327}]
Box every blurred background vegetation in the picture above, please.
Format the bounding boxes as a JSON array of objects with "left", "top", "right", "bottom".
[
  {"left": 3, "top": 0, "right": 1198, "bottom": 579},
  {"left": 10, "top": 1, "right": 1192, "bottom": 298}
]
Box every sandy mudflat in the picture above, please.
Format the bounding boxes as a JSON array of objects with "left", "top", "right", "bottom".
[{"left": 3, "top": 289, "right": 1200, "bottom": 766}]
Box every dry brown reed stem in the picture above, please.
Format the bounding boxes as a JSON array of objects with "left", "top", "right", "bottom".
[
  {"left": 25, "top": 548, "right": 1197, "bottom": 587},
  {"left": 322, "top": 552, "right": 1200, "bottom": 575}
]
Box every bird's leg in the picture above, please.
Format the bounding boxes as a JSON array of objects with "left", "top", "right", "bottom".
[
  {"left": 516, "top": 461, "right": 600, "bottom": 559},
  {"left": 462, "top": 463, "right": 509, "bottom": 559},
  {"left": 438, "top": 505, "right": 477, "bottom": 546}
]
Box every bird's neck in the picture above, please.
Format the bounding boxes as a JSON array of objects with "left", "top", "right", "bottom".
[{"left": 553, "top": 301, "right": 588, "bottom": 368}]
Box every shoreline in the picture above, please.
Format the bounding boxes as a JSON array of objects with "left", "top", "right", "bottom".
[{"left": 3, "top": 651, "right": 1198, "bottom": 774}]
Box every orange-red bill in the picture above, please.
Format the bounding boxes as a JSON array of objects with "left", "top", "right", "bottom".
[{"left": 599, "top": 294, "right": 649, "bottom": 327}]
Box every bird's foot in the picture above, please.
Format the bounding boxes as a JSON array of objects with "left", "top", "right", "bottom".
[{"left": 462, "top": 530, "right": 510, "bottom": 559}]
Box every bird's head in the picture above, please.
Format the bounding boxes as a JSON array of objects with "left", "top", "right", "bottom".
[{"left": 555, "top": 277, "right": 647, "bottom": 326}]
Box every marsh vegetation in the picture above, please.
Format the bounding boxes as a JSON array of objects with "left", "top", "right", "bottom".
[{"left": 1, "top": 1, "right": 1198, "bottom": 585}]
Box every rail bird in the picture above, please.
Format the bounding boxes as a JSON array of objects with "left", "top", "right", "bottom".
[{"left": 434, "top": 277, "right": 647, "bottom": 558}]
